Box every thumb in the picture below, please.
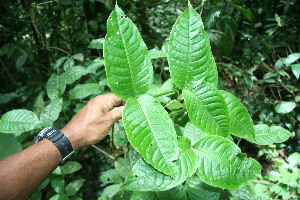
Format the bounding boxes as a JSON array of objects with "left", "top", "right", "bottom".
[{"left": 107, "top": 106, "right": 124, "bottom": 122}]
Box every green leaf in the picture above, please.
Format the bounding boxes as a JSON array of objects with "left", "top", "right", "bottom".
[
  {"left": 130, "top": 191, "right": 158, "bottom": 200},
  {"left": 65, "top": 66, "right": 88, "bottom": 84},
  {"left": 148, "top": 49, "right": 167, "bottom": 59},
  {"left": 16, "top": 53, "right": 28, "bottom": 68},
  {"left": 54, "top": 57, "right": 68, "bottom": 69},
  {"left": 203, "top": 7, "right": 221, "bottom": 29},
  {"left": 220, "top": 90, "right": 255, "bottom": 140},
  {"left": 124, "top": 149, "right": 198, "bottom": 191},
  {"left": 0, "top": 133, "right": 22, "bottom": 159},
  {"left": 49, "top": 193, "right": 69, "bottom": 200},
  {"left": 183, "top": 121, "right": 207, "bottom": 145},
  {"left": 0, "top": 109, "right": 41, "bottom": 135},
  {"left": 291, "top": 64, "right": 300, "bottom": 79},
  {"left": 283, "top": 53, "right": 300, "bottom": 66},
  {"left": 248, "top": 124, "right": 292, "bottom": 145},
  {"left": 229, "top": 185, "right": 255, "bottom": 200},
  {"left": 72, "top": 53, "right": 84, "bottom": 62},
  {"left": 46, "top": 74, "right": 66, "bottom": 100},
  {"left": 193, "top": 135, "right": 262, "bottom": 189},
  {"left": 65, "top": 178, "right": 85, "bottom": 196},
  {"left": 88, "top": 38, "right": 104, "bottom": 49},
  {"left": 178, "top": 136, "right": 191, "bottom": 152},
  {"left": 167, "top": 101, "right": 182, "bottom": 110},
  {"left": 275, "top": 101, "right": 296, "bottom": 114},
  {"left": 287, "top": 152, "right": 300, "bottom": 167},
  {"left": 99, "top": 169, "right": 123, "bottom": 184},
  {"left": 230, "top": 4, "right": 254, "bottom": 22},
  {"left": 51, "top": 176, "right": 65, "bottom": 193},
  {"left": 40, "top": 98, "right": 63, "bottom": 127},
  {"left": 33, "top": 92, "right": 45, "bottom": 116},
  {"left": 63, "top": 57, "right": 74, "bottom": 70},
  {"left": 183, "top": 84, "right": 230, "bottom": 137},
  {"left": 113, "top": 122, "right": 128, "bottom": 147},
  {"left": 185, "top": 175, "right": 221, "bottom": 200},
  {"left": 115, "top": 157, "right": 131, "bottom": 178},
  {"left": 99, "top": 184, "right": 122, "bottom": 200},
  {"left": 104, "top": 5, "right": 153, "bottom": 100},
  {"left": 123, "top": 94, "right": 179, "bottom": 176},
  {"left": 61, "top": 161, "right": 82, "bottom": 174},
  {"left": 69, "top": 83, "right": 100, "bottom": 100},
  {"left": 156, "top": 185, "right": 187, "bottom": 200},
  {"left": 204, "top": 54, "right": 218, "bottom": 86},
  {"left": 87, "top": 58, "right": 104, "bottom": 73},
  {"left": 168, "top": 5, "right": 213, "bottom": 89}
]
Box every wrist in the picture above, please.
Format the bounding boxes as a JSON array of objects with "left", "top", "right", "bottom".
[{"left": 61, "top": 126, "right": 84, "bottom": 151}]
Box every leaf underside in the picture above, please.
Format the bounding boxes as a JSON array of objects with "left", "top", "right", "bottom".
[
  {"left": 193, "top": 135, "right": 262, "bottom": 189},
  {"left": 123, "top": 94, "right": 179, "bottom": 176},
  {"left": 104, "top": 5, "right": 153, "bottom": 100},
  {"left": 183, "top": 83, "right": 230, "bottom": 137}
]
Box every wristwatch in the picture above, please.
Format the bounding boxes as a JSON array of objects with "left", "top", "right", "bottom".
[{"left": 34, "top": 126, "right": 74, "bottom": 166}]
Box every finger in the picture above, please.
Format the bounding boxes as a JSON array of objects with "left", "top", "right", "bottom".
[
  {"left": 94, "top": 93, "right": 123, "bottom": 111},
  {"left": 106, "top": 106, "right": 124, "bottom": 122}
]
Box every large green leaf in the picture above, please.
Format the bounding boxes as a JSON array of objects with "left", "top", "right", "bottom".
[
  {"left": 156, "top": 185, "right": 187, "bottom": 200},
  {"left": 204, "top": 54, "right": 218, "bottom": 86},
  {"left": 0, "top": 133, "right": 22, "bottom": 159},
  {"left": 124, "top": 149, "right": 198, "bottom": 191},
  {"left": 193, "top": 135, "right": 262, "bottom": 189},
  {"left": 185, "top": 175, "right": 221, "bottom": 200},
  {"left": 69, "top": 83, "right": 100, "bottom": 100},
  {"left": 248, "top": 124, "right": 292, "bottom": 145},
  {"left": 220, "top": 90, "right": 255, "bottom": 140},
  {"left": 104, "top": 5, "right": 153, "bottom": 100},
  {"left": 130, "top": 191, "right": 158, "bottom": 200},
  {"left": 184, "top": 121, "right": 206, "bottom": 145},
  {"left": 46, "top": 74, "right": 66, "bottom": 100},
  {"left": 123, "top": 94, "right": 179, "bottom": 176},
  {"left": 168, "top": 4, "right": 212, "bottom": 89},
  {"left": 183, "top": 84, "right": 229, "bottom": 137},
  {"left": 0, "top": 109, "right": 41, "bottom": 135},
  {"left": 40, "top": 98, "right": 63, "bottom": 127}
]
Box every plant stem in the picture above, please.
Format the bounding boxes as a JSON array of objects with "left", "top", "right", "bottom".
[
  {"left": 236, "top": 138, "right": 242, "bottom": 146},
  {"left": 153, "top": 89, "right": 180, "bottom": 98},
  {"left": 169, "top": 109, "right": 185, "bottom": 116},
  {"left": 91, "top": 145, "right": 114, "bottom": 160}
]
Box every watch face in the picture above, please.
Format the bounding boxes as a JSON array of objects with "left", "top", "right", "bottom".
[{"left": 34, "top": 126, "right": 57, "bottom": 143}]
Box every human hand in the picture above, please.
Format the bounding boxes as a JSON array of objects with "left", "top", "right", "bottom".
[{"left": 61, "top": 93, "right": 125, "bottom": 150}]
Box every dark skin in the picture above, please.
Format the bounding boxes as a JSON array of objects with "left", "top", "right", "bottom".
[{"left": 0, "top": 94, "right": 125, "bottom": 200}]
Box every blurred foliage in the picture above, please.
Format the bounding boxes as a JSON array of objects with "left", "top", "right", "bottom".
[{"left": 0, "top": 0, "right": 299, "bottom": 199}]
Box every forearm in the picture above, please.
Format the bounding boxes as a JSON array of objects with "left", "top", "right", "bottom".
[{"left": 0, "top": 139, "right": 61, "bottom": 200}]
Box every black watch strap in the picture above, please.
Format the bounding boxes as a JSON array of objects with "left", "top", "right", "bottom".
[{"left": 34, "top": 127, "right": 74, "bottom": 166}]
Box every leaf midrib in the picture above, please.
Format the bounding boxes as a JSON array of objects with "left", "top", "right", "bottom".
[
  {"left": 115, "top": 11, "right": 137, "bottom": 96},
  {"left": 187, "top": 89, "right": 227, "bottom": 135},
  {"left": 137, "top": 98, "right": 175, "bottom": 175}
]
